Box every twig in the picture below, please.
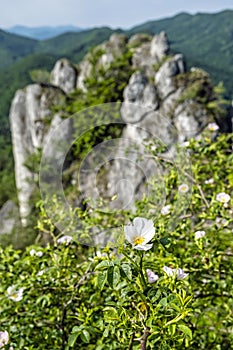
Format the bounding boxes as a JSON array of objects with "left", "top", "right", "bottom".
[
  {"left": 140, "top": 327, "right": 149, "bottom": 350},
  {"left": 128, "top": 332, "right": 135, "bottom": 350}
]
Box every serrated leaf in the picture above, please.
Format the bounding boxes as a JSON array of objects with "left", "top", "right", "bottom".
[
  {"left": 97, "top": 270, "right": 107, "bottom": 290},
  {"left": 178, "top": 324, "right": 192, "bottom": 339}
]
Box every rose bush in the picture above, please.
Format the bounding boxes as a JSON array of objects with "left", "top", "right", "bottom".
[{"left": 0, "top": 132, "right": 232, "bottom": 349}]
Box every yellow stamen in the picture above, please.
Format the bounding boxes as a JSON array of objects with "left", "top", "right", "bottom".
[{"left": 133, "top": 236, "right": 145, "bottom": 245}]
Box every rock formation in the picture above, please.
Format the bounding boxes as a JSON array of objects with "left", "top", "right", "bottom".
[
  {"left": 9, "top": 83, "right": 70, "bottom": 224},
  {"left": 0, "top": 200, "right": 19, "bottom": 235},
  {"left": 50, "top": 58, "right": 77, "bottom": 93},
  {"left": 9, "top": 32, "right": 219, "bottom": 223}
]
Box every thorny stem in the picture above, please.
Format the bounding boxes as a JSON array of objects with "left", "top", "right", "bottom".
[{"left": 140, "top": 327, "right": 149, "bottom": 350}]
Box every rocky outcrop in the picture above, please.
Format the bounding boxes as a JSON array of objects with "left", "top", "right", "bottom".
[
  {"left": 107, "top": 35, "right": 212, "bottom": 209},
  {"left": 77, "top": 33, "right": 128, "bottom": 91},
  {"left": 50, "top": 58, "right": 77, "bottom": 93},
  {"left": 121, "top": 71, "right": 159, "bottom": 123},
  {"left": 131, "top": 31, "right": 170, "bottom": 76},
  {"left": 10, "top": 83, "right": 69, "bottom": 224},
  {"left": 155, "top": 54, "right": 186, "bottom": 100},
  {"left": 0, "top": 200, "right": 19, "bottom": 235},
  {"left": 9, "top": 31, "right": 217, "bottom": 222}
]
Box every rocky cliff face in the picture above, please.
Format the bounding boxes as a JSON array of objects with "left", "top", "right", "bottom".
[
  {"left": 9, "top": 84, "right": 70, "bottom": 224},
  {"left": 9, "top": 32, "right": 220, "bottom": 224}
]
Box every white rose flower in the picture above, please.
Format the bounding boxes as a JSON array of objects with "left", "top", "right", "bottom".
[
  {"left": 146, "top": 269, "right": 159, "bottom": 283},
  {"left": 204, "top": 178, "right": 214, "bottom": 185},
  {"left": 195, "top": 230, "right": 206, "bottom": 239},
  {"left": 124, "top": 217, "right": 155, "bottom": 251},
  {"left": 176, "top": 268, "right": 189, "bottom": 280},
  {"left": 216, "top": 192, "right": 230, "bottom": 203},
  {"left": 163, "top": 266, "right": 174, "bottom": 277},
  {"left": 178, "top": 184, "right": 189, "bottom": 193},
  {"left": 29, "top": 249, "right": 36, "bottom": 256},
  {"left": 161, "top": 205, "right": 171, "bottom": 215},
  {"left": 0, "top": 330, "right": 9, "bottom": 348},
  {"left": 163, "top": 266, "right": 188, "bottom": 280},
  {"left": 208, "top": 122, "right": 219, "bottom": 131},
  {"left": 57, "top": 235, "right": 73, "bottom": 245},
  {"left": 7, "top": 285, "right": 24, "bottom": 302},
  {"left": 30, "top": 249, "right": 43, "bottom": 257},
  {"left": 36, "top": 251, "right": 43, "bottom": 257}
]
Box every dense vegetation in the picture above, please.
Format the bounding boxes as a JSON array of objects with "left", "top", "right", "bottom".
[{"left": 0, "top": 131, "right": 232, "bottom": 349}]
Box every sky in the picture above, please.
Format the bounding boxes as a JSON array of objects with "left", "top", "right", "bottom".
[{"left": 0, "top": 0, "right": 233, "bottom": 29}]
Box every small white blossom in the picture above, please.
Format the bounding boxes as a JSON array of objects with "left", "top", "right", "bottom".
[
  {"left": 30, "top": 249, "right": 43, "bottom": 257},
  {"left": 195, "top": 230, "right": 206, "bottom": 239},
  {"left": 7, "top": 286, "right": 24, "bottom": 302},
  {"left": 57, "top": 235, "right": 73, "bottom": 245},
  {"left": 163, "top": 266, "right": 188, "bottom": 280},
  {"left": 208, "top": 122, "right": 219, "bottom": 131},
  {"left": 37, "top": 269, "right": 45, "bottom": 276},
  {"left": 146, "top": 269, "right": 159, "bottom": 283},
  {"left": 176, "top": 268, "right": 189, "bottom": 280},
  {"left": 204, "top": 178, "right": 214, "bottom": 185},
  {"left": 29, "top": 249, "right": 36, "bottom": 256},
  {"left": 178, "top": 184, "right": 189, "bottom": 193},
  {"left": 0, "top": 331, "right": 9, "bottom": 348},
  {"left": 124, "top": 217, "right": 155, "bottom": 251},
  {"left": 163, "top": 266, "right": 174, "bottom": 277},
  {"left": 216, "top": 192, "right": 230, "bottom": 203},
  {"left": 216, "top": 217, "right": 227, "bottom": 227},
  {"left": 161, "top": 205, "right": 171, "bottom": 215}
]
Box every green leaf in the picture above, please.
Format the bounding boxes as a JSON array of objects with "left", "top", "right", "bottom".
[
  {"left": 170, "top": 303, "right": 181, "bottom": 312},
  {"left": 68, "top": 332, "right": 79, "bottom": 347},
  {"left": 121, "top": 264, "right": 132, "bottom": 280},
  {"left": 103, "top": 307, "right": 119, "bottom": 321},
  {"left": 159, "top": 297, "right": 167, "bottom": 307},
  {"left": 97, "top": 270, "right": 107, "bottom": 290},
  {"left": 80, "top": 329, "right": 90, "bottom": 343},
  {"left": 103, "top": 326, "right": 109, "bottom": 337},
  {"left": 178, "top": 324, "right": 192, "bottom": 339},
  {"left": 95, "top": 260, "right": 112, "bottom": 270},
  {"left": 107, "top": 265, "right": 120, "bottom": 288},
  {"left": 160, "top": 237, "right": 171, "bottom": 247}
]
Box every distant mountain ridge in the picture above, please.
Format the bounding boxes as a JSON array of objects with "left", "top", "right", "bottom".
[
  {"left": 6, "top": 25, "right": 85, "bottom": 40},
  {"left": 0, "top": 10, "right": 232, "bottom": 96}
]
